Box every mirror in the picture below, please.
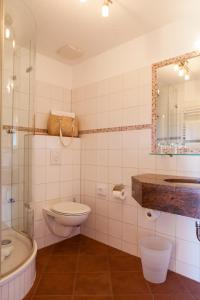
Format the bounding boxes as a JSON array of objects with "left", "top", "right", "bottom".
[{"left": 152, "top": 51, "right": 200, "bottom": 154}]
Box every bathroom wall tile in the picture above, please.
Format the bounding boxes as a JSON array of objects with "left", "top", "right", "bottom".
[
  {"left": 122, "top": 241, "right": 138, "bottom": 256},
  {"left": 32, "top": 135, "right": 46, "bottom": 149},
  {"left": 138, "top": 206, "right": 156, "bottom": 231},
  {"left": 96, "top": 215, "right": 108, "bottom": 234},
  {"left": 60, "top": 181, "right": 73, "bottom": 198},
  {"left": 61, "top": 149, "right": 73, "bottom": 165},
  {"left": 108, "top": 92, "right": 124, "bottom": 112},
  {"left": 109, "top": 219, "right": 122, "bottom": 239},
  {"left": 109, "top": 74, "right": 124, "bottom": 94},
  {"left": 156, "top": 212, "right": 176, "bottom": 237},
  {"left": 122, "top": 150, "right": 138, "bottom": 168},
  {"left": 108, "top": 167, "right": 122, "bottom": 184},
  {"left": 122, "top": 107, "right": 139, "bottom": 126},
  {"left": 176, "top": 239, "right": 200, "bottom": 267},
  {"left": 72, "top": 165, "right": 81, "bottom": 180},
  {"left": 123, "top": 205, "right": 138, "bottom": 225},
  {"left": 108, "top": 235, "right": 122, "bottom": 250},
  {"left": 122, "top": 167, "right": 138, "bottom": 186},
  {"left": 96, "top": 198, "right": 108, "bottom": 217},
  {"left": 122, "top": 130, "right": 138, "bottom": 150},
  {"left": 32, "top": 184, "right": 46, "bottom": 202},
  {"left": 108, "top": 201, "right": 122, "bottom": 221},
  {"left": 176, "top": 260, "right": 200, "bottom": 282},
  {"left": 108, "top": 132, "right": 122, "bottom": 150},
  {"left": 97, "top": 95, "right": 109, "bottom": 113},
  {"left": 108, "top": 150, "right": 122, "bottom": 167},
  {"left": 82, "top": 195, "right": 96, "bottom": 212},
  {"left": 122, "top": 223, "right": 138, "bottom": 244},
  {"left": 109, "top": 110, "right": 123, "bottom": 127},
  {"left": 176, "top": 215, "right": 199, "bottom": 243},
  {"left": 95, "top": 231, "right": 109, "bottom": 244},
  {"left": 97, "top": 150, "right": 108, "bottom": 166},
  {"left": 123, "top": 89, "right": 139, "bottom": 108}
]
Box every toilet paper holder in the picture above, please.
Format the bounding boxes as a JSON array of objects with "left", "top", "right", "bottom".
[
  {"left": 113, "top": 184, "right": 125, "bottom": 192},
  {"left": 112, "top": 184, "right": 126, "bottom": 200}
]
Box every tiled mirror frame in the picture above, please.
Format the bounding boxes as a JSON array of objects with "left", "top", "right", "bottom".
[{"left": 152, "top": 50, "right": 200, "bottom": 154}]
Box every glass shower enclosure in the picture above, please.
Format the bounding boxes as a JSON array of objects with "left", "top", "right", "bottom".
[{"left": 0, "top": 0, "right": 36, "bottom": 278}]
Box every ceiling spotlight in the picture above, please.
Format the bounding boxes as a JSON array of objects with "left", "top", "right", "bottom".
[
  {"left": 178, "top": 69, "right": 184, "bottom": 77},
  {"left": 174, "top": 60, "right": 190, "bottom": 80},
  {"left": 184, "top": 73, "right": 190, "bottom": 81},
  {"left": 5, "top": 27, "right": 11, "bottom": 39},
  {"left": 80, "top": 0, "right": 87, "bottom": 3},
  {"left": 102, "top": 0, "right": 112, "bottom": 17},
  {"left": 173, "top": 64, "right": 179, "bottom": 71}
]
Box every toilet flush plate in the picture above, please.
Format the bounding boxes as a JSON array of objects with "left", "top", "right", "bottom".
[{"left": 50, "top": 150, "right": 61, "bottom": 165}]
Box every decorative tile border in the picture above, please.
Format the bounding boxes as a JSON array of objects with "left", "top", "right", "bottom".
[
  {"left": 3, "top": 125, "right": 47, "bottom": 135},
  {"left": 3, "top": 124, "right": 152, "bottom": 136},
  {"left": 79, "top": 124, "right": 152, "bottom": 135},
  {"left": 152, "top": 50, "right": 200, "bottom": 153}
]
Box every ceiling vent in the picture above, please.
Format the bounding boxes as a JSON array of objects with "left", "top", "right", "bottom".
[{"left": 57, "top": 43, "right": 84, "bottom": 61}]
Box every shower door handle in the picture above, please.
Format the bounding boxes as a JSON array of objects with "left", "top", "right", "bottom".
[{"left": 8, "top": 198, "right": 16, "bottom": 203}]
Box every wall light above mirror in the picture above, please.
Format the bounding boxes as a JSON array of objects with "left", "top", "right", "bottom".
[{"left": 152, "top": 51, "right": 200, "bottom": 155}]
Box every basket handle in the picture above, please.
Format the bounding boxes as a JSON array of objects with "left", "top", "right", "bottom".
[{"left": 59, "top": 118, "right": 75, "bottom": 147}]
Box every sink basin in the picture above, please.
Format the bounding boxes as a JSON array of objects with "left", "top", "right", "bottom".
[
  {"left": 164, "top": 178, "right": 200, "bottom": 184},
  {"left": 132, "top": 174, "right": 200, "bottom": 219}
]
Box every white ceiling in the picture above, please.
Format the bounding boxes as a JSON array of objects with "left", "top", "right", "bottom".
[{"left": 23, "top": 0, "right": 200, "bottom": 64}]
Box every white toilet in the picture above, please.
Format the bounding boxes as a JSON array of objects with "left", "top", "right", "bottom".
[{"left": 43, "top": 201, "right": 91, "bottom": 237}]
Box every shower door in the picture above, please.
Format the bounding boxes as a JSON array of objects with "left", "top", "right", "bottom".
[{"left": 1, "top": 0, "right": 36, "bottom": 277}]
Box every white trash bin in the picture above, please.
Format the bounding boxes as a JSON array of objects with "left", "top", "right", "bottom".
[{"left": 139, "top": 236, "right": 172, "bottom": 284}]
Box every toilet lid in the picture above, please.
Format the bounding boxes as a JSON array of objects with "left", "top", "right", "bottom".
[{"left": 51, "top": 202, "right": 91, "bottom": 216}]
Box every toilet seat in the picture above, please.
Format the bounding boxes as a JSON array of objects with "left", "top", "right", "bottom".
[{"left": 50, "top": 201, "right": 91, "bottom": 216}]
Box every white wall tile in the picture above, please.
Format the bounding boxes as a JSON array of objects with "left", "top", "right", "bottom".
[{"left": 109, "top": 219, "right": 122, "bottom": 239}]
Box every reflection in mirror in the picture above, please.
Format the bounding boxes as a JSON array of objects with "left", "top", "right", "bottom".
[{"left": 152, "top": 52, "right": 200, "bottom": 154}]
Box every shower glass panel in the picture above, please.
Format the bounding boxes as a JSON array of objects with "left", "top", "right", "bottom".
[{"left": 1, "top": 0, "right": 36, "bottom": 278}]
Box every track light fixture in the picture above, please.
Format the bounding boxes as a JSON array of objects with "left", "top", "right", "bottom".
[{"left": 80, "top": 0, "right": 113, "bottom": 17}]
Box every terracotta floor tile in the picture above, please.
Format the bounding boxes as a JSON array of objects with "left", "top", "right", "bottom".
[
  {"left": 109, "top": 255, "right": 142, "bottom": 272},
  {"left": 113, "top": 296, "right": 153, "bottom": 300},
  {"left": 178, "top": 274, "right": 200, "bottom": 296},
  {"left": 23, "top": 235, "right": 200, "bottom": 300},
  {"left": 44, "top": 255, "right": 77, "bottom": 273},
  {"left": 35, "top": 273, "right": 75, "bottom": 295},
  {"left": 78, "top": 255, "right": 109, "bottom": 272},
  {"left": 37, "top": 245, "right": 55, "bottom": 257},
  {"left": 36, "top": 255, "right": 51, "bottom": 274},
  {"left": 111, "top": 272, "right": 150, "bottom": 295},
  {"left": 32, "top": 296, "right": 72, "bottom": 300},
  {"left": 74, "top": 297, "right": 112, "bottom": 300},
  {"left": 74, "top": 272, "right": 112, "bottom": 295},
  {"left": 108, "top": 246, "right": 131, "bottom": 256},
  {"left": 79, "top": 240, "right": 109, "bottom": 255},
  {"left": 153, "top": 293, "right": 194, "bottom": 299},
  {"left": 53, "top": 241, "right": 80, "bottom": 256},
  {"left": 148, "top": 272, "right": 187, "bottom": 294}
]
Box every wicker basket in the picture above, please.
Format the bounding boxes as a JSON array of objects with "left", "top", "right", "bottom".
[{"left": 47, "top": 114, "right": 79, "bottom": 137}]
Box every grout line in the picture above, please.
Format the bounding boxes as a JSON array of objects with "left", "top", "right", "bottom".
[
  {"left": 71, "top": 243, "right": 80, "bottom": 300},
  {"left": 107, "top": 250, "right": 114, "bottom": 300}
]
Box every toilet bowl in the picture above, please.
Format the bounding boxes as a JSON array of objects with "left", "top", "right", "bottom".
[{"left": 43, "top": 201, "right": 91, "bottom": 237}]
